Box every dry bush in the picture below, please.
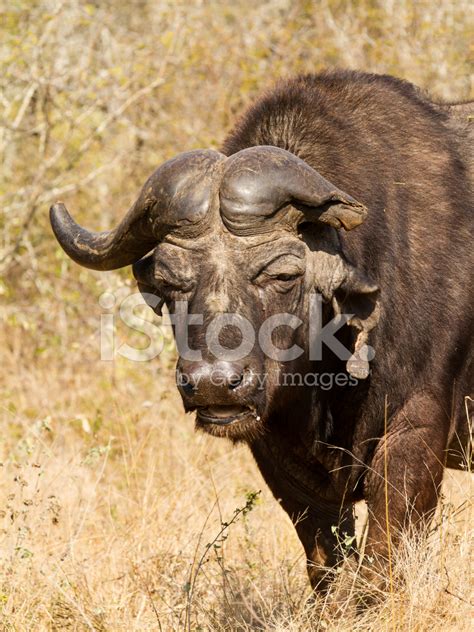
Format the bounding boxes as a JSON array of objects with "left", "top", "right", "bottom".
[{"left": 0, "top": 1, "right": 472, "bottom": 630}]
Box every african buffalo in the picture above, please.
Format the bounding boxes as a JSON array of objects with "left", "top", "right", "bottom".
[{"left": 50, "top": 70, "right": 473, "bottom": 591}]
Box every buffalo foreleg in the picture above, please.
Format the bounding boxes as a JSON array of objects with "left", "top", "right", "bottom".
[
  {"left": 250, "top": 441, "right": 356, "bottom": 591},
  {"left": 291, "top": 501, "right": 356, "bottom": 591},
  {"left": 362, "top": 394, "right": 449, "bottom": 586}
]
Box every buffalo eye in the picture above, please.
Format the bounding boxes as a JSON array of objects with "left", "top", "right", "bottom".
[
  {"left": 253, "top": 255, "right": 305, "bottom": 292},
  {"left": 273, "top": 272, "right": 301, "bottom": 282},
  {"left": 156, "top": 275, "right": 195, "bottom": 298},
  {"left": 152, "top": 244, "right": 196, "bottom": 298}
]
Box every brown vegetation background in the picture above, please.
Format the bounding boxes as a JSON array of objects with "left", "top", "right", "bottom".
[{"left": 0, "top": 1, "right": 472, "bottom": 629}]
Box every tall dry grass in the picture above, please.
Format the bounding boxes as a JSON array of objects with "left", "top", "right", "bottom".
[
  {"left": 0, "top": 1, "right": 472, "bottom": 629},
  {"left": 0, "top": 333, "right": 472, "bottom": 630}
]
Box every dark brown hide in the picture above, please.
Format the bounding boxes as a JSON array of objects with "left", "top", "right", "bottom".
[{"left": 222, "top": 70, "right": 473, "bottom": 587}]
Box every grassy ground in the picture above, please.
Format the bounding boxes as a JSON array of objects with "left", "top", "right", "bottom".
[
  {"left": 0, "top": 318, "right": 472, "bottom": 630},
  {"left": 0, "top": 1, "right": 472, "bottom": 629}
]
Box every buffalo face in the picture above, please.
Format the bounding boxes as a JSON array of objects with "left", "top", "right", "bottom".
[
  {"left": 50, "top": 146, "right": 379, "bottom": 442},
  {"left": 138, "top": 229, "right": 316, "bottom": 441}
]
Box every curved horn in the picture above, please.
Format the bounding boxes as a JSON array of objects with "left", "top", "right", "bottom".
[
  {"left": 49, "top": 200, "right": 157, "bottom": 271},
  {"left": 50, "top": 150, "right": 225, "bottom": 271},
  {"left": 220, "top": 146, "right": 367, "bottom": 234}
]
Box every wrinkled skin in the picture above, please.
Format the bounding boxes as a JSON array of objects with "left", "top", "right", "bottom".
[
  {"left": 160, "top": 230, "right": 311, "bottom": 437},
  {"left": 50, "top": 70, "right": 473, "bottom": 593},
  {"left": 139, "top": 229, "right": 322, "bottom": 440}
]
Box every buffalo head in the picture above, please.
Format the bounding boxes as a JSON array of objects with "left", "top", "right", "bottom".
[{"left": 50, "top": 146, "right": 379, "bottom": 441}]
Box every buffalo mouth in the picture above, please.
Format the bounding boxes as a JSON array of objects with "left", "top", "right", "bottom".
[{"left": 196, "top": 405, "right": 255, "bottom": 426}]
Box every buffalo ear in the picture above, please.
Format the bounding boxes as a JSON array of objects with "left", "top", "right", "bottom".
[{"left": 333, "top": 267, "right": 380, "bottom": 380}]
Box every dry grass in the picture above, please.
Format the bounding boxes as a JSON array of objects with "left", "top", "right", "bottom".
[
  {"left": 0, "top": 1, "right": 472, "bottom": 630},
  {"left": 0, "top": 319, "right": 472, "bottom": 630}
]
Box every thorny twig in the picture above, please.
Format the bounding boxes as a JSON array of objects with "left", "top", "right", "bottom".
[{"left": 184, "top": 490, "right": 260, "bottom": 632}]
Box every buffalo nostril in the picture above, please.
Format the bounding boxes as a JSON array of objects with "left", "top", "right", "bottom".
[
  {"left": 181, "top": 381, "right": 195, "bottom": 395},
  {"left": 228, "top": 373, "right": 244, "bottom": 390},
  {"left": 177, "top": 369, "right": 196, "bottom": 395}
]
